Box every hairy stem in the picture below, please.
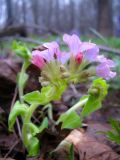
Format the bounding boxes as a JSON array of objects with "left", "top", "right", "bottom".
[
  {"left": 66, "top": 97, "right": 88, "bottom": 114},
  {"left": 22, "top": 103, "right": 39, "bottom": 147},
  {"left": 18, "top": 61, "right": 30, "bottom": 103}
]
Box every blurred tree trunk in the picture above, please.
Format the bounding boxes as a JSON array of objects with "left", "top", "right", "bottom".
[
  {"left": 31, "top": 0, "right": 39, "bottom": 32},
  {"left": 55, "top": 0, "right": 60, "bottom": 30},
  {"left": 98, "top": 0, "right": 113, "bottom": 36},
  {"left": 44, "top": 0, "right": 52, "bottom": 29},
  {"left": 69, "top": 0, "right": 75, "bottom": 30},
  {"left": 22, "top": 0, "right": 26, "bottom": 25},
  {"left": 5, "top": 0, "right": 14, "bottom": 27}
]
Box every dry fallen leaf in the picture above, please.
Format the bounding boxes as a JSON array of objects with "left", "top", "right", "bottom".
[{"left": 52, "top": 124, "right": 120, "bottom": 160}]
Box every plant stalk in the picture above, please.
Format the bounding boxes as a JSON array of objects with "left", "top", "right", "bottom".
[
  {"left": 22, "top": 103, "right": 39, "bottom": 147},
  {"left": 66, "top": 97, "right": 88, "bottom": 114}
]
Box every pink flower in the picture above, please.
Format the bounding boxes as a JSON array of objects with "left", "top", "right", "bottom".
[
  {"left": 43, "top": 41, "right": 69, "bottom": 64},
  {"left": 63, "top": 34, "right": 99, "bottom": 62},
  {"left": 31, "top": 42, "right": 69, "bottom": 68},
  {"left": 96, "top": 55, "right": 116, "bottom": 80},
  {"left": 31, "top": 50, "right": 45, "bottom": 69}
]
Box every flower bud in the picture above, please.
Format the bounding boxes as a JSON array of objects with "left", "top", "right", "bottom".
[
  {"left": 75, "top": 52, "right": 83, "bottom": 64},
  {"left": 41, "top": 81, "right": 50, "bottom": 86},
  {"left": 41, "top": 71, "right": 51, "bottom": 81},
  {"left": 39, "top": 76, "right": 44, "bottom": 83},
  {"left": 88, "top": 88, "right": 99, "bottom": 96},
  {"left": 60, "top": 65, "right": 67, "bottom": 72},
  {"left": 61, "top": 72, "right": 70, "bottom": 78}
]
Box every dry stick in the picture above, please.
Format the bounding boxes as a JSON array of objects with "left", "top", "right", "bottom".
[
  {"left": 98, "top": 44, "right": 120, "bottom": 56},
  {"left": 4, "top": 139, "right": 20, "bottom": 159}
]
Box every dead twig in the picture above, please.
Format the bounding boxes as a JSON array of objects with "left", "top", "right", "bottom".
[{"left": 4, "top": 139, "right": 20, "bottom": 159}]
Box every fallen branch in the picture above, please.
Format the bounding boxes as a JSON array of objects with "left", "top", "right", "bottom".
[
  {"left": 0, "top": 26, "right": 27, "bottom": 37},
  {"left": 98, "top": 45, "right": 120, "bottom": 56},
  {"left": 0, "top": 36, "right": 40, "bottom": 45}
]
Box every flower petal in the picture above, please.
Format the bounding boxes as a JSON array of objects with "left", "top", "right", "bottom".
[
  {"left": 96, "top": 63, "right": 116, "bottom": 80},
  {"left": 57, "top": 52, "right": 70, "bottom": 64},
  {"left": 63, "top": 34, "right": 81, "bottom": 54},
  {"left": 80, "top": 42, "right": 99, "bottom": 62},
  {"left": 43, "top": 41, "right": 61, "bottom": 61},
  {"left": 97, "top": 55, "right": 115, "bottom": 67},
  {"left": 31, "top": 50, "right": 45, "bottom": 69}
]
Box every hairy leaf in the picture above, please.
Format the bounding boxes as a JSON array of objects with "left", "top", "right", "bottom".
[
  {"left": 58, "top": 111, "right": 82, "bottom": 129},
  {"left": 8, "top": 101, "right": 28, "bottom": 131},
  {"left": 12, "top": 41, "right": 31, "bottom": 59},
  {"left": 81, "top": 78, "right": 108, "bottom": 117},
  {"left": 28, "top": 137, "right": 40, "bottom": 156}
]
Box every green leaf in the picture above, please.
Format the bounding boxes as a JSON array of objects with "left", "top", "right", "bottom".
[
  {"left": 38, "top": 117, "right": 48, "bottom": 133},
  {"left": 27, "top": 123, "right": 39, "bottom": 136},
  {"left": 106, "top": 131, "right": 120, "bottom": 145},
  {"left": 23, "top": 84, "right": 67, "bottom": 105},
  {"left": 40, "top": 84, "right": 66, "bottom": 102},
  {"left": 8, "top": 101, "right": 28, "bottom": 131},
  {"left": 81, "top": 95, "right": 101, "bottom": 117},
  {"left": 23, "top": 91, "right": 42, "bottom": 104},
  {"left": 81, "top": 78, "right": 108, "bottom": 117},
  {"left": 69, "top": 144, "right": 74, "bottom": 160},
  {"left": 58, "top": 111, "right": 82, "bottom": 129},
  {"left": 89, "top": 78, "right": 109, "bottom": 100},
  {"left": 28, "top": 137, "right": 40, "bottom": 157},
  {"left": 28, "top": 117, "right": 48, "bottom": 136},
  {"left": 12, "top": 41, "right": 31, "bottom": 60},
  {"left": 109, "top": 118, "right": 120, "bottom": 135}
]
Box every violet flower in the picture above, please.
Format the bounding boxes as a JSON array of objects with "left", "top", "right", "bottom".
[
  {"left": 63, "top": 34, "right": 99, "bottom": 62},
  {"left": 96, "top": 55, "right": 116, "bottom": 80}
]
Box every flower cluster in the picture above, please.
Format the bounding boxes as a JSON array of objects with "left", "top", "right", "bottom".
[{"left": 31, "top": 34, "right": 116, "bottom": 84}]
